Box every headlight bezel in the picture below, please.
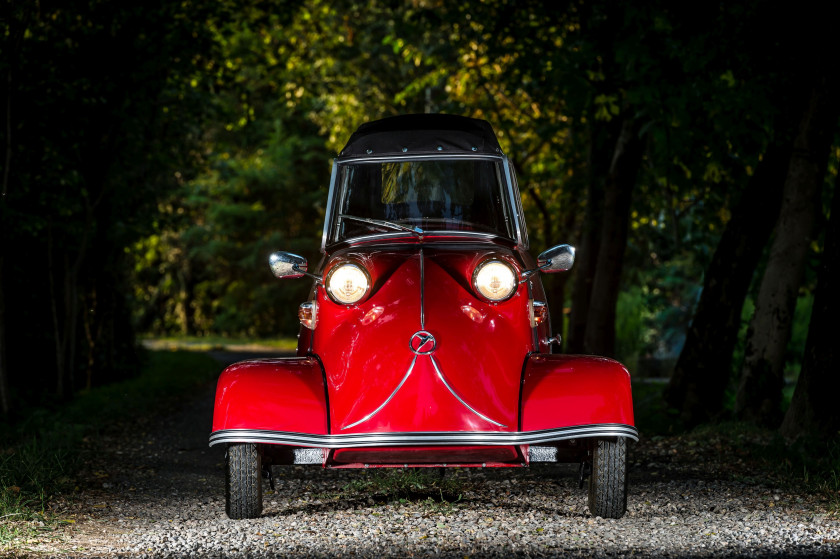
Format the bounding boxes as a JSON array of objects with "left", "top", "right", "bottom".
[
  {"left": 472, "top": 258, "right": 518, "bottom": 303},
  {"left": 325, "top": 261, "right": 372, "bottom": 305}
]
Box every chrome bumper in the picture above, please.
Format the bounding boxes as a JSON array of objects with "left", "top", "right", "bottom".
[{"left": 209, "top": 423, "right": 639, "bottom": 448}]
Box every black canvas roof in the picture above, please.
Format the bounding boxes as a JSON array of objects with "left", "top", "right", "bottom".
[{"left": 338, "top": 114, "right": 503, "bottom": 159}]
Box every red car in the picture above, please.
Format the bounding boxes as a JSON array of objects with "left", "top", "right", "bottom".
[{"left": 210, "top": 114, "right": 637, "bottom": 519}]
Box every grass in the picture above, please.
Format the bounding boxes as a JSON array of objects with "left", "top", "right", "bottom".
[
  {"left": 0, "top": 437, "right": 73, "bottom": 549},
  {"left": 323, "top": 469, "right": 466, "bottom": 512},
  {"left": 690, "top": 422, "right": 840, "bottom": 511},
  {"left": 0, "top": 350, "right": 222, "bottom": 552},
  {"left": 633, "top": 378, "right": 840, "bottom": 513},
  {"left": 141, "top": 335, "right": 298, "bottom": 352},
  {"left": 59, "top": 350, "right": 222, "bottom": 424},
  {"left": 768, "top": 435, "right": 840, "bottom": 513}
]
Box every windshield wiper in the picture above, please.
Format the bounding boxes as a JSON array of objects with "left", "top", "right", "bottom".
[{"left": 339, "top": 214, "right": 424, "bottom": 236}]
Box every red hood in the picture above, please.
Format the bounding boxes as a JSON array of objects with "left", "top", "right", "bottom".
[{"left": 312, "top": 244, "right": 536, "bottom": 434}]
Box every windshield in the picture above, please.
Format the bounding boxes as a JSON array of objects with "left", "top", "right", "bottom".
[{"left": 327, "top": 158, "right": 517, "bottom": 244}]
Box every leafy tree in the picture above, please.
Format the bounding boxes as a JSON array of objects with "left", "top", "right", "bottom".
[
  {"left": 134, "top": 119, "right": 329, "bottom": 337},
  {"left": 130, "top": 2, "right": 334, "bottom": 338},
  {"left": 5, "top": 0, "right": 835, "bottom": 439},
  {"left": 666, "top": 3, "right": 838, "bottom": 426},
  {"left": 663, "top": 134, "right": 791, "bottom": 425},
  {"left": 0, "top": 0, "right": 222, "bottom": 409}
]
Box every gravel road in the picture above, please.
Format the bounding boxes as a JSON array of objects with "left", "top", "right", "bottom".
[{"left": 22, "top": 354, "right": 840, "bottom": 558}]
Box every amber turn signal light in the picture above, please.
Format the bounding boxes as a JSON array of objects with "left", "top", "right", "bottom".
[
  {"left": 299, "top": 300, "right": 317, "bottom": 329},
  {"left": 529, "top": 300, "right": 547, "bottom": 327}
]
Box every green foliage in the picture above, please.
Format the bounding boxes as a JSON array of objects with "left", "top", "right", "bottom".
[
  {"left": 128, "top": 0, "right": 781, "bottom": 350},
  {"left": 614, "top": 288, "right": 647, "bottom": 372},
  {"left": 785, "top": 295, "right": 814, "bottom": 376},
  {"left": 132, "top": 118, "right": 329, "bottom": 337},
  {"left": 632, "top": 380, "right": 682, "bottom": 436},
  {"left": 614, "top": 253, "right": 705, "bottom": 378},
  {"left": 63, "top": 350, "right": 220, "bottom": 423},
  {"left": 142, "top": 335, "right": 297, "bottom": 352}
]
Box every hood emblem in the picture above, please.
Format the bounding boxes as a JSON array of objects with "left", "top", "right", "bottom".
[{"left": 409, "top": 330, "right": 436, "bottom": 355}]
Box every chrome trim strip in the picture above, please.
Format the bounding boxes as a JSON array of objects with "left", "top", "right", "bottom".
[
  {"left": 339, "top": 245, "right": 508, "bottom": 431},
  {"left": 429, "top": 355, "right": 506, "bottom": 427},
  {"left": 321, "top": 161, "right": 339, "bottom": 253},
  {"left": 336, "top": 154, "right": 504, "bottom": 164},
  {"left": 419, "top": 248, "right": 425, "bottom": 329},
  {"left": 209, "top": 424, "right": 639, "bottom": 448},
  {"left": 341, "top": 355, "right": 419, "bottom": 430},
  {"left": 327, "top": 231, "right": 512, "bottom": 249},
  {"left": 502, "top": 157, "right": 528, "bottom": 249}
]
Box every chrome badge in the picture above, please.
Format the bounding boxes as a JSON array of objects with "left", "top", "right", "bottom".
[{"left": 409, "top": 330, "right": 436, "bottom": 355}]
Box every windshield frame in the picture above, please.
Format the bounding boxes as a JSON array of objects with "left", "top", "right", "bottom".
[{"left": 321, "top": 154, "right": 528, "bottom": 252}]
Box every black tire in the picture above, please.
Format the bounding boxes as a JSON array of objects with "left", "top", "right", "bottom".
[
  {"left": 587, "top": 437, "right": 628, "bottom": 519},
  {"left": 225, "top": 443, "right": 263, "bottom": 519}
]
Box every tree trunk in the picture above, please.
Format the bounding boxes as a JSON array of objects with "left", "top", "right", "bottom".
[
  {"left": 780, "top": 171, "right": 840, "bottom": 441},
  {"left": 664, "top": 140, "right": 791, "bottom": 426},
  {"left": 736, "top": 74, "right": 839, "bottom": 427},
  {"left": 567, "top": 119, "right": 619, "bottom": 353},
  {"left": 48, "top": 221, "right": 88, "bottom": 399},
  {"left": 582, "top": 116, "right": 646, "bottom": 357},
  {"left": 0, "top": 251, "right": 9, "bottom": 418},
  {"left": 1, "top": 17, "right": 17, "bottom": 418}
]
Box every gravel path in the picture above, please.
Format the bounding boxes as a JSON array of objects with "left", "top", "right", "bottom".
[{"left": 22, "top": 359, "right": 840, "bottom": 558}]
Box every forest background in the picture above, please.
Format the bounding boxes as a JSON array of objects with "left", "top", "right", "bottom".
[{"left": 1, "top": 0, "right": 838, "bottom": 450}]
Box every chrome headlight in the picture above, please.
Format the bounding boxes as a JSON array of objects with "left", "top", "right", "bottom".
[
  {"left": 473, "top": 259, "right": 517, "bottom": 302},
  {"left": 325, "top": 262, "right": 371, "bottom": 304}
]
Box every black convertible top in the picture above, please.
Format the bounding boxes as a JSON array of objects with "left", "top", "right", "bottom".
[{"left": 338, "top": 114, "right": 503, "bottom": 159}]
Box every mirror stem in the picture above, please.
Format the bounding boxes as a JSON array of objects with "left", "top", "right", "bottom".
[
  {"left": 295, "top": 266, "right": 323, "bottom": 284},
  {"left": 519, "top": 262, "right": 551, "bottom": 283}
]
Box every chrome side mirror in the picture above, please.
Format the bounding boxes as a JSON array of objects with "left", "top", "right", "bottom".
[
  {"left": 269, "top": 251, "right": 308, "bottom": 279},
  {"left": 537, "top": 244, "right": 575, "bottom": 273}
]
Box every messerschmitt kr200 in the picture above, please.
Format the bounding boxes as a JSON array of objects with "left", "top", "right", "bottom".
[{"left": 210, "top": 114, "right": 637, "bottom": 519}]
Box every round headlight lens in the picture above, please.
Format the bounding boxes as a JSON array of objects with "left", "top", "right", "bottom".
[
  {"left": 473, "top": 260, "right": 517, "bottom": 302},
  {"left": 326, "top": 262, "right": 370, "bottom": 304}
]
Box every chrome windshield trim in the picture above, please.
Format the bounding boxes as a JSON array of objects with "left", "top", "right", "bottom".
[
  {"left": 335, "top": 153, "right": 505, "bottom": 164},
  {"left": 325, "top": 231, "right": 513, "bottom": 250},
  {"left": 341, "top": 354, "right": 419, "bottom": 430},
  {"left": 501, "top": 157, "right": 527, "bottom": 249},
  {"left": 429, "top": 355, "right": 506, "bottom": 427},
  {"left": 324, "top": 155, "right": 517, "bottom": 247},
  {"left": 209, "top": 424, "right": 640, "bottom": 448},
  {"left": 321, "top": 161, "right": 340, "bottom": 253}
]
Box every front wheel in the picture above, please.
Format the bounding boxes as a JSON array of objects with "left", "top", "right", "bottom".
[
  {"left": 226, "top": 443, "right": 263, "bottom": 519},
  {"left": 587, "top": 438, "right": 628, "bottom": 518}
]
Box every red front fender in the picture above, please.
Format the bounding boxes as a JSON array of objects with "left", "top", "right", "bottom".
[
  {"left": 520, "top": 354, "right": 635, "bottom": 431},
  {"left": 211, "top": 357, "right": 328, "bottom": 434}
]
